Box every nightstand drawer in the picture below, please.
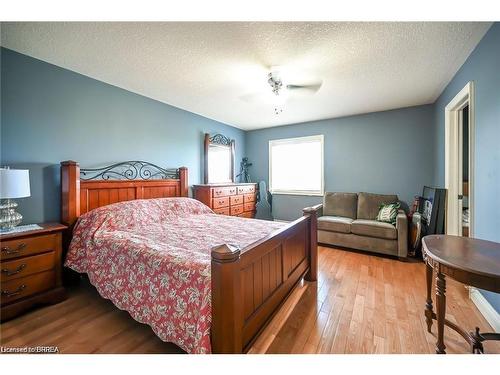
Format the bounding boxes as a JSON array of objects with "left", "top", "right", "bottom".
[
  {"left": 0, "top": 234, "right": 57, "bottom": 261},
  {"left": 1, "top": 270, "right": 55, "bottom": 304},
  {"left": 1, "top": 252, "right": 55, "bottom": 282}
]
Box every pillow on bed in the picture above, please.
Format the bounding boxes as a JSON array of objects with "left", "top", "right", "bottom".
[{"left": 74, "top": 197, "right": 214, "bottom": 234}]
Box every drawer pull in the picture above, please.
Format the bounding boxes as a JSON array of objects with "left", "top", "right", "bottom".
[
  {"left": 2, "top": 264, "right": 27, "bottom": 276},
  {"left": 1, "top": 242, "right": 27, "bottom": 255},
  {"left": 2, "top": 284, "right": 26, "bottom": 298}
]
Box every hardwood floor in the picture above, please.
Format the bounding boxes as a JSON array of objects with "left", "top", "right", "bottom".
[{"left": 1, "top": 246, "right": 498, "bottom": 354}]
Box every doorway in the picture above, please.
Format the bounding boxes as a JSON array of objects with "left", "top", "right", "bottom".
[{"left": 445, "top": 81, "right": 474, "bottom": 237}]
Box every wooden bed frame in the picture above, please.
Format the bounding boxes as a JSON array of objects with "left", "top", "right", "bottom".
[{"left": 60, "top": 160, "right": 319, "bottom": 353}]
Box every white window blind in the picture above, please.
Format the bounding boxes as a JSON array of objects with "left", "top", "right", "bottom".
[{"left": 269, "top": 135, "right": 324, "bottom": 196}]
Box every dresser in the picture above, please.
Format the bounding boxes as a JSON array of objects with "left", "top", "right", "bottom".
[
  {"left": 0, "top": 223, "right": 67, "bottom": 321},
  {"left": 193, "top": 183, "right": 257, "bottom": 218}
]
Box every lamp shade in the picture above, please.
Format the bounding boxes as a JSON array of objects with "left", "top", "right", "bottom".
[{"left": 0, "top": 169, "right": 31, "bottom": 199}]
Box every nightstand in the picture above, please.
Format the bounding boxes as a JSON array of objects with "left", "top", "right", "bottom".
[{"left": 0, "top": 223, "right": 67, "bottom": 321}]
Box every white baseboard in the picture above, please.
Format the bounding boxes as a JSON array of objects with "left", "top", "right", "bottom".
[{"left": 469, "top": 287, "right": 500, "bottom": 332}]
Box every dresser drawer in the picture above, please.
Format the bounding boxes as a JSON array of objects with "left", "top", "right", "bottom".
[
  {"left": 237, "top": 185, "right": 255, "bottom": 195},
  {"left": 1, "top": 270, "right": 55, "bottom": 304},
  {"left": 213, "top": 207, "right": 230, "bottom": 215},
  {"left": 212, "top": 186, "right": 237, "bottom": 198},
  {"left": 1, "top": 234, "right": 57, "bottom": 261},
  {"left": 1, "top": 251, "right": 55, "bottom": 282},
  {"left": 212, "top": 196, "right": 230, "bottom": 209},
  {"left": 230, "top": 204, "right": 244, "bottom": 216},
  {"left": 243, "top": 193, "right": 255, "bottom": 203},
  {"left": 238, "top": 211, "right": 254, "bottom": 219},
  {"left": 244, "top": 202, "right": 256, "bottom": 212},
  {"left": 230, "top": 195, "right": 244, "bottom": 206}
]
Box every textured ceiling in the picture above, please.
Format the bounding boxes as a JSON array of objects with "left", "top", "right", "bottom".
[{"left": 0, "top": 22, "right": 491, "bottom": 130}]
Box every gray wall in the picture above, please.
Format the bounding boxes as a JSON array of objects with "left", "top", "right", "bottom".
[
  {"left": 433, "top": 23, "right": 500, "bottom": 312},
  {"left": 246, "top": 105, "right": 436, "bottom": 221},
  {"left": 0, "top": 48, "right": 245, "bottom": 224}
]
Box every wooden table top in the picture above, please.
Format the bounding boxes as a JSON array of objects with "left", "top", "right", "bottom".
[
  {"left": 0, "top": 222, "right": 67, "bottom": 240},
  {"left": 422, "top": 235, "right": 500, "bottom": 279}
]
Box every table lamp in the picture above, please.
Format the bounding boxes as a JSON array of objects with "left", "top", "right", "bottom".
[{"left": 0, "top": 168, "right": 31, "bottom": 231}]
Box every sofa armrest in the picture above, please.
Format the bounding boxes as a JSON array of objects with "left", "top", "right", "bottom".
[{"left": 396, "top": 209, "right": 408, "bottom": 258}]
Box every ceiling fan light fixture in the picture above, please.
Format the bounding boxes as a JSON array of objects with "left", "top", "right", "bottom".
[{"left": 268, "top": 72, "right": 283, "bottom": 96}]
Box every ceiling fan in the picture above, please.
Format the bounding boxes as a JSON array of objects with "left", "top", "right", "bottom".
[{"left": 239, "top": 67, "right": 323, "bottom": 114}]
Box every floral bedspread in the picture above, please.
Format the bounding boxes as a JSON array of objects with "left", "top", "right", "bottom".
[{"left": 65, "top": 197, "right": 284, "bottom": 353}]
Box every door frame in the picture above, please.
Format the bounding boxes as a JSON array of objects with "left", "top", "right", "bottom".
[{"left": 445, "top": 81, "right": 475, "bottom": 236}]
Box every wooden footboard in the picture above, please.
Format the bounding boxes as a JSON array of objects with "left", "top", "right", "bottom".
[{"left": 211, "top": 204, "right": 321, "bottom": 353}]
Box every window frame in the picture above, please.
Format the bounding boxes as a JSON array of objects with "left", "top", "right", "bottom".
[{"left": 268, "top": 134, "right": 324, "bottom": 196}]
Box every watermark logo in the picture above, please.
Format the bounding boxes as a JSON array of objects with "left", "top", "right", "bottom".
[{"left": 1, "top": 346, "right": 59, "bottom": 354}]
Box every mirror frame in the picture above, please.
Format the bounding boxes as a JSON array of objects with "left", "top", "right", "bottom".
[{"left": 204, "top": 133, "right": 235, "bottom": 184}]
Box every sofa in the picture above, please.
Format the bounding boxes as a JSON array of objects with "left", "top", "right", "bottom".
[{"left": 316, "top": 192, "right": 408, "bottom": 259}]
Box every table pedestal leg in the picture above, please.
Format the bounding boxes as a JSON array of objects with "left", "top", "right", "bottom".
[
  {"left": 425, "top": 262, "right": 433, "bottom": 333},
  {"left": 435, "top": 271, "right": 447, "bottom": 354}
]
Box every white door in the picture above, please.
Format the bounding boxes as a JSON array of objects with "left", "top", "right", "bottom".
[{"left": 445, "top": 82, "right": 474, "bottom": 237}]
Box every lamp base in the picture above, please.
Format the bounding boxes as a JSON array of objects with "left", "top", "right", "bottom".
[{"left": 0, "top": 199, "right": 23, "bottom": 231}]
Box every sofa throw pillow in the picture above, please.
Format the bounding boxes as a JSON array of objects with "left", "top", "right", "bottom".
[{"left": 376, "top": 202, "right": 400, "bottom": 225}]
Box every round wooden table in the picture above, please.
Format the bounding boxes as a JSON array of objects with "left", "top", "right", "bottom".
[{"left": 422, "top": 235, "right": 500, "bottom": 354}]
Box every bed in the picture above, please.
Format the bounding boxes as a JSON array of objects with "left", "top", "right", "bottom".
[{"left": 60, "top": 160, "right": 320, "bottom": 354}]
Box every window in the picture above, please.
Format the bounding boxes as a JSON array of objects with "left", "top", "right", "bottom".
[{"left": 269, "top": 135, "right": 324, "bottom": 196}]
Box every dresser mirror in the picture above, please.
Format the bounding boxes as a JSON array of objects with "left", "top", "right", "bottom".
[{"left": 204, "top": 133, "right": 235, "bottom": 184}]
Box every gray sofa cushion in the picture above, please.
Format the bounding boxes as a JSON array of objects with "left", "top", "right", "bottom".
[
  {"left": 318, "top": 216, "right": 353, "bottom": 234},
  {"left": 357, "top": 192, "right": 399, "bottom": 220},
  {"left": 318, "top": 230, "right": 398, "bottom": 256},
  {"left": 351, "top": 219, "right": 397, "bottom": 240},
  {"left": 323, "top": 192, "right": 358, "bottom": 219}
]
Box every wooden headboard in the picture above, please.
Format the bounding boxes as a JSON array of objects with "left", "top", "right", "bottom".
[{"left": 61, "top": 160, "right": 188, "bottom": 227}]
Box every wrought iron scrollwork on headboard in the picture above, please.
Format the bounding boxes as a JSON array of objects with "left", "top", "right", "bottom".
[
  {"left": 80, "top": 161, "right": 179, "bottom": 181},
  {"left": 209, "top": 133, "right": 232, "bottom": 146}
]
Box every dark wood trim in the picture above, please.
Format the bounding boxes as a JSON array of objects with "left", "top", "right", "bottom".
[
  {"left": 230, "top": 139, "right": 235, "bottom": 183},
  {"left": 422, "top": 235, "right": 500, "bottom": 354},
  {"left": 425, "top": 262, "right": 433, "bottom": 333},
  {"left": 60, "top": 160, "right": 189, "bottom": 228},
  {"left": 0, "top": 223, "right": 67, "bottom": 241},
  {"left": 303, "top": 203, "right": 321, "bottom": 282},
  {"left": 210, "top": 244, "right": 243, "bottom": 353},
  {"left": 210, "top": 204, "right": 321, "bottom": 353},
  {"left": 1, "top": 224, "right": 67, "bottom": 321},
  {"left": 203, "top": 133, "right": 235, "bottom": 184},
  {"left": 204, "top": 133, "right": 210, "bottom": 184},
  {"left": 61, "top": 161, "right": 80, "bottom": 228},
  {"left": 435, "top": 270, "right": 446, "bottom": 354},
  {"left": 179, "top": 167, "right": 188, "bottom": 197},
  {"left": 60, "top": 160, "right": 318, "bottom": 354},
  {"left": 192, "top": 183, "right": 257, "bottom": 218}
]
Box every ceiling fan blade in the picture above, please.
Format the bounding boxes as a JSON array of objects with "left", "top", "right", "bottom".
[{"left": 286, "top": 81, "right": 323, "bottom": 93}]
